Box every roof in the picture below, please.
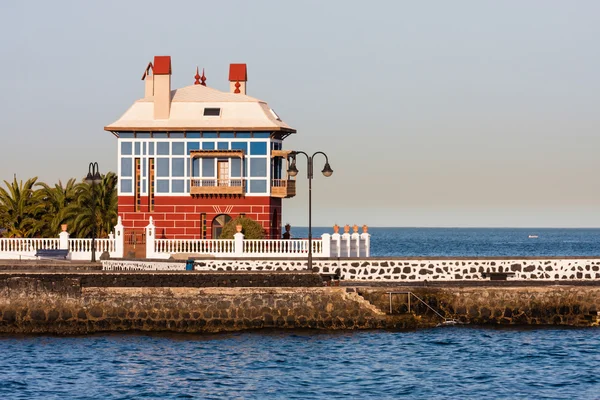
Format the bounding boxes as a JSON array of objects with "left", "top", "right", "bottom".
[
  {"left": 229, "top": 64, "right": 247, "bottom": 81},
  {"left": 104, "top": 84, "right": 295, "bottom": 132},
  {"left": 153, "top": 56, "right": 171, "bottom": 75}
]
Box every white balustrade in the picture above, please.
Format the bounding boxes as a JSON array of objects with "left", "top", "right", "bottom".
[
  {"left": 155, "top": 239, "right": 235, "bottom": 255},
  {"left": 0, "top": 220, "right": 370, "bottom": 261}
]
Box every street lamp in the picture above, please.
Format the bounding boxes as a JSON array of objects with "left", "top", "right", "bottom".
[
  {"left": 84, "top": 162, "right": 102, "bottom": 262},
  {"left": 287, "top": 151, "right": 333, "bottom": 271}
]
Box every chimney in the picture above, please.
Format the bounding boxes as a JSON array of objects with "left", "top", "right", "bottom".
[
  {"left": 153, "top": 56, "right": 172, "bottom": 119},
  {"left": 229, "top": 63, "right": 247, "bottom": 94},
  {"left": 141, "top": 62, "right": 154, "bottom": 98}
]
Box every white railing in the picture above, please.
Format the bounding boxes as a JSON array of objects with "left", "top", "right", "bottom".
[
  {"left": 0, "top": 238, "right": 60, "bottom": 252},
  {"left": 243, "top": 239, "right": 322, "bottom": 257},
  {"left": 0, "top": 217, "right": 124, "bottom": 261},
  {"left": 0, "top": 219, "right": 371, "bottom": 261},
  {"left": 145, "top": 218, "right": 370, "bottom": 259},
  {"left": 155, "top": 239, "right": 235, "bottom": 255},
  {"left": 0, "top": 238, "right": 61, "bottom": 259}
]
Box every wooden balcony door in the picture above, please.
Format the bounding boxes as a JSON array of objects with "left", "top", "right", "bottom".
[{"left": 218, "top": 160, "right": 229, "bottom": 186}]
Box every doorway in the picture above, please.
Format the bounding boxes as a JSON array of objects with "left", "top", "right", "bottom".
[{"left": 212, "top": 214, "right": 232, "bottom": 239}]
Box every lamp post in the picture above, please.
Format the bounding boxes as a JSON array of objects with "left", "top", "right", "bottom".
[
  {"left": 287, "top": 151, "right": 333, "bottom": 271},
  {"left": 84, "top": 162, "right": 102, "bottom": 262}
]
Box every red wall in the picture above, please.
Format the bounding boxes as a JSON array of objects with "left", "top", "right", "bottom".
[{"left": 119, "top": 195, "right": 282, "bottom": 239}]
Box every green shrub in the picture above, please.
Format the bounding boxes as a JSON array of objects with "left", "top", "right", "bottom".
[{"left": 219, "top": 216, "right": 265, "bottom": 239}]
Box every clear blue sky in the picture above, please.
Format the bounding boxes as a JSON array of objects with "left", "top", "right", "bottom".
[{"left": 1, "top": 1, "right": 599, "bottom": 227}]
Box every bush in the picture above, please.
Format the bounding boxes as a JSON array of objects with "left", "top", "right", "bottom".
[{"left": 219, "top": 216, "right": 265, "bottom": 239}]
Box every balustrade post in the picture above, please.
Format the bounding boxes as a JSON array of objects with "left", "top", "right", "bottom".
[
  {"left": 342, "top": 233, "right": 351, "bottom": 257},
  {"left": 234, "top": 232, "right": 244, "bottom": 256},
  {"left": 331, "top": 232, "right": 341, "bottom": 257},
  {"left": 114, "top": 216, "right": 124, "bottom": 258},
  {"left": 321, "top": 233, "right": 331, "bottom": 257},
  {"left": 351, "top": 233, "right": 360, "bottom": 257},
  {"left": 360, "top": 225, "right": 370, "bottom": 257},
  {"left": 59, "top": 224, "right": 70, "bottom": 250},
  {"left": 145, "top": 217, "right": 156, "bottom": 259}
]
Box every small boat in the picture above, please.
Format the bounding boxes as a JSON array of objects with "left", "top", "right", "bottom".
[{"left": 528, "top": 235, "right": 539, "bottom": 239}]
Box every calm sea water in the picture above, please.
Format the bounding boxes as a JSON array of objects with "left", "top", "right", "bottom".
[
  {"left": 1, "top": 328, "right": 599, "bottom": 399},
  {"left": 3, "top": 228, "right": 600, "bottom": 399},
  {"left": 294, "top": 227, "right": 600, "bottom": 257}
]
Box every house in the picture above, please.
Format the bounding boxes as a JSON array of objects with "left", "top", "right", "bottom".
[{"left": 105, "top": 56, "right": 296, "bottom": 245}]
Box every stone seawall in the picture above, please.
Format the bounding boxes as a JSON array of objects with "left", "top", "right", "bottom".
[
  {"left": 0, "top": 274, "right": 599, "bottom": 334},
  {"left": 360, "top": 286, "right": 600, "bottom": 326},
  {"left": 0, "top": 277, "right": 397, "bottom": 335}
]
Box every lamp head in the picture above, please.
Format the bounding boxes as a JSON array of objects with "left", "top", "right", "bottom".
[
  {"left": 92, "top": 171, "right": 102, "bottom": 185},
  {"left": 84, "top": 172, "right": 94, "bottom": 185},
  {"left": 287, "top": 156, "right": 298, "bottom": 177},
  {"left": 322, "top": 162, "right": 333, "bottom": 177}
]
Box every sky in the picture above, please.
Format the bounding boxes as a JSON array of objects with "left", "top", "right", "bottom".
[{"left": 1, "top": 1, "right": 599, "bottom": 228}]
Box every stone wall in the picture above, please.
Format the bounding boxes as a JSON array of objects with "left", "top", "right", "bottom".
[
  {"left": 102, "top": 257, "right": 600, "bottom": 282},
  {"left": 0, "top": 271, "right": 322, "bottom": 288},
  {"left": 359, "top": 286, "right": 600, "bottom": 326},
  {"left": 0, "top": 277, "right": 396, "bottom": 334},
  {"left": 1, "top": 275, "right": 599, "bottom": 334}
]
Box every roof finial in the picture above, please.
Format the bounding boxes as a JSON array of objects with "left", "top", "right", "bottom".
[
  {"left": 194, "top": 67, "right": 201, "bottom": 85},
  {"left": 200, "top": 68, "right": 206, "bottom": 86}
]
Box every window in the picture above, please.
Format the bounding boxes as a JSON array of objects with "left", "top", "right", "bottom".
[
  {"left": 220, "top": 132, "right": 234, "bottom": 138},
  {"left": 172, "top": 158, "right": 185, "bottom": 177},
  {"left": 119, "top": 133, "right": 134, "bottom": 139},
  {"left": 204, "top": 108, "right": 221, "bottom": 116},
  {"left": 191, "top": 158, "right": 200, "bottom": 177},
  {"left": 172, "top": 142, "right": 185, "bottom": 155},
  {"left": 157, "top": 142, "right": 169, "bottom": 155},
  {"left": 172, "top": 180, "right": 185, "bottom": 193},
  {"left": 121, "top": 179, "right": 132, "bottom": 193},
  {"left": 157, "top": 158, "right": 169, "bottom": 177},
  {"left": 250, "top": 158, "right": 267, "bottom": 177},
  {"left": 149, "top": 142, "right": 155, "bottom": 155},
  {"left": 201, "top": 213, "right": 207, "bottom": 239},
  {"left": 202, "top": 158, "right": 215, "bottom": 177},
  {"left": 121, "top": 158, "right": 133, "bottom": 177},
  {"left": 157, "top": 180, "right": 169, "bottom": 193},
  {"left": 121, "top": 142, "right": 132, "bottom": 155},
  {"left": 203, "top": 142, "right": 215, "bottom": 150},
  {"left": 149, "top": 159, "right": 155, "bottom": 211},
  {"left": 134, "top": 142, "right": 141, "bottom": 155},
  {"left": 187, "top": 142, "right": 200, "bottom": 152},
  {"left": 230, "top": 158, "right": 243, "bottom": 178},
  {"left": 231, "top": 142, "right": 248, "bottom": 153},
  {"left": 135, "top": 158, "right": 141, "bottom": 211},
  {"left": 217, "top": 142, "right": 229, "bottom": 150},
  {"left": 249, "top": 180, "right": 267, "bottom": 193},
  {"left": 250, "top": 142, "right": 267, "bottom": 155}
]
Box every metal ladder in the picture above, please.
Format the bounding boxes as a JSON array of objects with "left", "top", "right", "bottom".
[{"left": 387, "top": 291, "right": 461, "bottom": 326}]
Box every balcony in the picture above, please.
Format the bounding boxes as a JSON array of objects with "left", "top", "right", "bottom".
[
  {"left": 271, "top": 179, "right": 296, "bottom": 198},
  {"left": 191, "top": 179, "right": 246, "bottom": 196}
]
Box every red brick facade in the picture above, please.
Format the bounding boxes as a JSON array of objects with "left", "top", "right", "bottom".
[{"left": 118, "top": 195, "right": 282, "bottom": 239}]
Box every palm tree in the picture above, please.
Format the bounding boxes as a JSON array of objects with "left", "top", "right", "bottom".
[
  {"left": 34, "top": 178, "right": 78, "bottom": 237},
  {"left": 0, "top": 177, "right": 42, "bottom": 238},
  {"left": 67, "top": 172, "right": 118, "bottom": 238}
]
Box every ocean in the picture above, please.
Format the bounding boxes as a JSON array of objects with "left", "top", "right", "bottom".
[
  {"left": 2, "top": 228, "right": 600, "bottom": 399},
  {"left": 294, "top": 227, "right": 600, "bottom": 257}
]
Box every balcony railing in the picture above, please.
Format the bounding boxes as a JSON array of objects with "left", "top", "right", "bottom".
[
  {"left": 271, "top": 179, "right": 296, "bottom": 198},
  {"left": 190, "top": 179, "right": 246, "bottom": 195}
]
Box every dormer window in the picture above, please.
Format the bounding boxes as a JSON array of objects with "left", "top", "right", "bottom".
[
  {"left": 204, "top": 108, "right": 221, "bottom": 116},
  {"left": 269, "top": 108, "right": 281, "bottom": 121}
]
